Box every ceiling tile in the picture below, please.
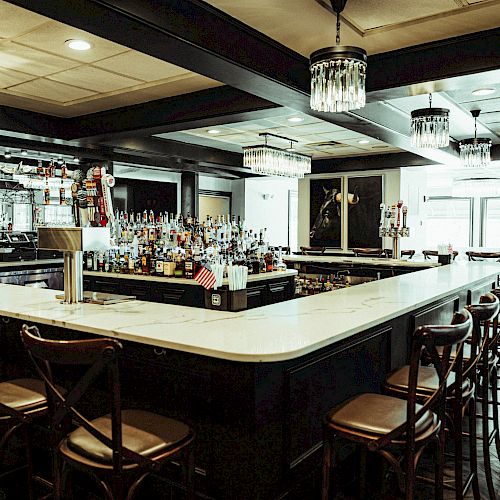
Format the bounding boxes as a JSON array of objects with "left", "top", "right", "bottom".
[
  {"left": 286, "top": 122, "right": 343, "bottom": 135},
  {"left": 48, "top": 66, "right": 142, "bottom": 93},
  {"left": 14, "top": 21, "right": 129, "bottom": 63},
  {"left": 0, "top": 1, "right": 48, "bottom": 38},
  {"left": 8, "top": 78, "right": 96, "bottom": 103},
  {"left": 93, "top": 52, "right": 191, "bottom": 82},
  {"left": 0, "top": 42, "right": 79, "bottom": 76},
  {"left": 0, "top": 67, "right": 34, "bottom": 88}
]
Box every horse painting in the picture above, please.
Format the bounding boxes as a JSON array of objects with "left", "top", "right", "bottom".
[{"left": 310, "top": 184, "right": 359, "bottom": 244}]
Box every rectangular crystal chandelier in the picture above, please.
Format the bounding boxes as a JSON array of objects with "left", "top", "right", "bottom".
[{"left": 243, "top": 133, "right": 311, "bottom": 179}]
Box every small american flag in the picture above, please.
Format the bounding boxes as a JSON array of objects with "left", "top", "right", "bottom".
[{"left": 194, "top": 263, "right": 217, "bottom": 290}]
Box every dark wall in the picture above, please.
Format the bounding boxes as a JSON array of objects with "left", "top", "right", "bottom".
[{"left": 113, "top": 178, "right": 177, "bottom": 214}]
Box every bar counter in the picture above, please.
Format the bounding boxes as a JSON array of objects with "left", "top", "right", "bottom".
[
  {"left": 284, "top": 254, "right": 440, "bottom": 268},
  {"left": 1, "top": 262, "right": 499, "bottom": 499}
]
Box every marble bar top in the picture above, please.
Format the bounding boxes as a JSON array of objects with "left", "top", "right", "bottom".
[
  {"left": 284, "top": 255, "right": 440, "bottom": 268},
  {"left": 0, "top": 259, "right": 63, "bottom": 271},
  {"left": 83, "top": 269, "right": 297, "bottom": 286},
  {"left": 0, "top": 263, "right": 498, "bottom": 362}
]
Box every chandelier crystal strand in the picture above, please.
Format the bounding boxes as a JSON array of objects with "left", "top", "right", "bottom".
[
  {"left": 243, "top": 145, "right": 311, "bottom": 179},
  {"left": 410, "top": 94, "right": 449, "bottom": 148},
  {"left": 309, "top": 0, "right": 367, "bottom": 113},
  {"left": 459, "top": 110, "right": 491, "bottom": 168}
]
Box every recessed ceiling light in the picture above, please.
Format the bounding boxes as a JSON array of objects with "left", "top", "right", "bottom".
[
  {"left": 358, "top": 139, "right": 370, "bottom": 144},
  {"left": 4, "top": 150, "right": 11, "bottom": 159},
  {"left": 73, "top": 157, "right": 80, "bottom": 163},
  {"left": 471, "top": 88, "right": 495, "bottom": 96},
  {"left": 65, "top": 39, "right": 92, "bottom": 51},
  {"left": 57, "top": 158, "right": 64, "bottom": 165},
  {"left": 207, "top": 129, "right": 221, "bottom": 134},
  {"left": 21, "top": 150, "right": 28, "bottom": 156},
  {"left": 287, "top": 117, "right": 304, "bottom": 123}
]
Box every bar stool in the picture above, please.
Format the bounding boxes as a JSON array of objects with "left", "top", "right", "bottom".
[
  {"left": 321, "top": 309, "right": 472, "bottom": 500},
  {"left": 0, "top": 378, "right": 49, "bottom": 499},
  {"left": 423, "top": 250, "right": 459, "bottom": 260},
  {"left": 384, "top": 249, "right": 415, "bottom": 259},
  {"left": 383, "top": 293, "right": 499, "bottom": 500},
  {"left": 466, "top": 251, "right": 500, "bottom": 262},
  {"left": 474, "top": 290, "right": 500, "bottom": 499},
  {"left": 20, "top": 325, "right": 196, "bottom": 500},
  {"left": 352, "top": 248, "right": 384, "bottom": 258},
  {"left": 300, "top": 246, "right": 325, "bottom": 255}
]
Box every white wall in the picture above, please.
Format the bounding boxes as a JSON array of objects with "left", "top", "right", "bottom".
[
  {"left": 243, "top": 177, "right": 298, "bottom": 247},
  {"left": 298, "top": 169, "right": 401, "bottom": 250}
]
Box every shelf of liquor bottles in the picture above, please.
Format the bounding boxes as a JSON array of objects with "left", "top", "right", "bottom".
[{"left": 82, "top": 210, "right": 296, "bottom": 310}]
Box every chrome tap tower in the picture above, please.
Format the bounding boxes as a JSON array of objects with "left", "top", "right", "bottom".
[{"left": 379, "top": 201, "right": 409, "bottom": 260}]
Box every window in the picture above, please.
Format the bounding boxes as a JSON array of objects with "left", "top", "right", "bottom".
[
  {"left": 481, "top": 198, "right": 500, "bottom": 247},
  {"left": 424, "top": 197, "right": 472, "bottom": 248}
]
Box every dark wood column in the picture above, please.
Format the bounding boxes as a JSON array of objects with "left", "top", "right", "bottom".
[{"left": 181, "top": 171, "right": 199, "bottom": 218}]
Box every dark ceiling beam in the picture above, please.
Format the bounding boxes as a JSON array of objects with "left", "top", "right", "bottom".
[
  {"left": 67, "top": 86, "right": 283, "bottom": 140},
  {"left": 0, "top": 105, "right": 64, "bottom": 139},
  {"left": 312, "top": 152, "right": 438, "bottom": 174}
]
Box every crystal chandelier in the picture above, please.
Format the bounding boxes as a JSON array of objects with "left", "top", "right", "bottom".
[
  {"left": 309, "top": 0, "right": 366, "bottom": 112},
  {"left": 459, "top": 110, "right": 491, "bottom": 168},
  {"left": 410, "top": 94, "right": 449, "bottom": 148},
  {"left": 243, "top": 133, "right": 311, "bottom": 179}
]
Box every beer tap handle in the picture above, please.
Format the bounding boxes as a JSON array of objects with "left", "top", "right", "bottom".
[
  {"left": 402, "top": 206, "right": 408, "bottom": 229},
  {"left": 379, "top": 203, "right": 385, "bottom": 228},
  {"left": 396, "top": 200, "right": 403, "bottom": 229}
]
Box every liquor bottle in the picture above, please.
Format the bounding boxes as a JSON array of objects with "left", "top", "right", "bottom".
[
  {"left": 59, "top": 179, "right": 66, "bottom": 205},
  {"left": 43, "top": 179, "right": 50, "bottom": 205},
  {"left": 86, "top": 251, "right": 94, "bottom": 271},
  {"left": 184, "top": 250, "right": 194, "bottom": 279}
]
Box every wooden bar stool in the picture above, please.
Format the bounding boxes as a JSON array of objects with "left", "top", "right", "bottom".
[
  {"left": 321, "top": 309, "right": 472, "bottom": 500},
  {"left": 20, "top": 325, "right": 196, "bottom": 500},
  {"left": 0, "top": 378, "right": 49, "bottom": 499},
  {"left": 352, "top": 248, "right": 384, "bottom": 258},
  {"left": 383, "top": 293, "right": 500, "bottom": 499},
  {"left": 466, "top": 251, "right": 500, "bottom": 262},
  {"left": 423, "top": 250, "right": 459, "bottom": 260}
]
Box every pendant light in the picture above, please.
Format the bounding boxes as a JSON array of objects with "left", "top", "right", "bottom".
[
  {"left": 410, "top": 93, "right": 449, "bottom": 148},
  {"left": 309, "top": 0, "right": 367, "bottom": 112},
  {"left": 459, "top": 110, "right": 491, "bottom": 168}
]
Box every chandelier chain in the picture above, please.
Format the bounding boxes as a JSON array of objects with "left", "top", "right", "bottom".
[{"left": 336, "top": 11, "right": 341, "bottom": 44}]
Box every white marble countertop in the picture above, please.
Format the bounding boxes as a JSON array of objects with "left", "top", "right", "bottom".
[
  {"left": 284, "top": 255, "right": 440, "bottom": 268},
  {"left": 83, "top": 269, "right": 297, "bottom": 285},
  {"left": 0, "top": 262, "right": 498, "bottom": 362}
]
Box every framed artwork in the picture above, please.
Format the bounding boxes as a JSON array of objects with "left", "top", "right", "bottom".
[
  {"left": 309, "top": 178, "right": 342, "bottom": 247},
  {"left": 347, "top": 176, "right": 383, "bottom": 248}
]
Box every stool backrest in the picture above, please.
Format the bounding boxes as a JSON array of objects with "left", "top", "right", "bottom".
[
  {"left": 466, "top": 251, "right": 500, "bottom": 262},
  {"left": 19, "top": 325, "right": 157, "bottom": 475},
  {"left": 352, "top": 248, "right": 384, "bottom": 258},
  {"left": 370, "top": 309, "right": 472, "bottom": 451},
  {"left": 465, "top": 293, "right": 500, "bottom": 379},
  {"left": 423, "top": 250, "right": 459, "bottom": 260},
  {"left": 300, "top": 246, "right": 325, "bottom": 255}
]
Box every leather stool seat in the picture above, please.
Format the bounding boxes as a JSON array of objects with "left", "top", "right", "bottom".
[
  {"left": 385, "top": 365, "right": 472, "bottom": 397},
  {"left": 66, "top": 409, "right": 191, "bottom": 465},
  {"left": 326, "top": 393, "right": 437, "bottom": 439},
  {"left": 0, "top": 378, "right": 47, "bottom": 415}
]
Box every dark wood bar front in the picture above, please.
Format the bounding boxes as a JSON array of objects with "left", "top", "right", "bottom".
[{"left": 0, "top": 263, "right": 498, "bottom": 499}]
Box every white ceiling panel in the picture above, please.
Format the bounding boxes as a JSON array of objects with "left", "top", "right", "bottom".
[
  {"left": 0, "top": 67, "right": 34, "bottom": 88},
  {"left": 0, "top": 1, "right": 47, "bottom": 38},
  {"left": 8, "top": 78, "right": 97, "bottom": 103},
  {"left": 93, "top": 52, "right": 191, "bottom": 82},
  {"left": 48, "top": 66, "right": 142, "bottom": 93},
  {"left": 0, "top": 42, "right": 79, "bottom": 76}
]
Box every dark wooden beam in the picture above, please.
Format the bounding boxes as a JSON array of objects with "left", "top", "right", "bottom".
[
  {"left": 0, "top": 105, "right": 64, "bottom": 139},
  {"left": 66, "top": 86, "right": 283, "bottom": 140}
]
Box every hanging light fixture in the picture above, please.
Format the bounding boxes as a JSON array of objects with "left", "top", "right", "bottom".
[
  {"left": 309, "top": 0, "right": 366, "bottom": 112},
  {"left": 459, "top": 110, "right": 491, "bottom": 168},
  {"left": 243, "top": 133, "right": 311, "bottom": 179},
  {"left": 452, "top": 176, "right": 500, "bottom": 197},
  {"left": 410, "top": 93, "right": 449, "bottom": 148}
]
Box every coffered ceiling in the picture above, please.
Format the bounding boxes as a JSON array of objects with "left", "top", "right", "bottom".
[
  {"left": 205, "top": 0, "right": 500, "bottom": 55},
  {"left": 0, "top": 0, "right": 499, "bottom": 177},
  {"left": 0, "top": 0, "right": 221, "bottom": 117}
]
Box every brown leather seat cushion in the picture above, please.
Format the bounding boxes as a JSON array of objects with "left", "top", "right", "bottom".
[
  {"left": 385, "top": 365, "right": 471, "bottom": 395},
  {"left": 326, "top": 393, "right": 435, "bottom": 437},
  {"left": 67, "top": 409, "right": 190, "bottom": 464},
  {"left": 0, "top": 378, "right": 47, "bottom": 413}
]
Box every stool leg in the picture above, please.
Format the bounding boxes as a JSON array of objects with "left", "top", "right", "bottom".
[
  {"left": 453, "top": 397, "right": 463, "bottom": 500},
  {"left": 24, "top": 425, "right": 35, "bottom": 500},
  {"left": 490, "top": 365, "right": 500, "bottom": 458},
  {"left": 468, "top": 397, "right": 480, "bottom": 500},
  {"left": 481, "top": 370, "right": 497, "bottom": 500},
  {"left": 186, "top": 446, "right": 195, "bottom": 500},
  {"left": 321, "top": 431, "right": 333, "bottom": 500}
]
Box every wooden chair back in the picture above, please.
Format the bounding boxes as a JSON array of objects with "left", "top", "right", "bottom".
[
  {"left": 300, "top": 246, "right": 325, "bottom": 255},
  {"left": 352, "top": 248, "right": 384, "bottom": 258},
  {"left": 466, "top": 251, "right": 500, "bottom": 262},
  {"left": 369, "top": 309, "right": 472, "bottom": 452},
  {"left": 19, "top": 325, "right": 159, "bottom": 475},
  {"left": 423, "top": 250, "right": 459, "bottom": 260}
]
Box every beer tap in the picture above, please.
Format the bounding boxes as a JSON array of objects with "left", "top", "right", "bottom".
[
  {"left": 396, "top": 200, "right": 403, "bottom": 229},
  {"left": 402, "top": 206, "right": 408, "bottom": 229},
  {"left": 379, "top": 203, "right": 385, "bottom": 229}
]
